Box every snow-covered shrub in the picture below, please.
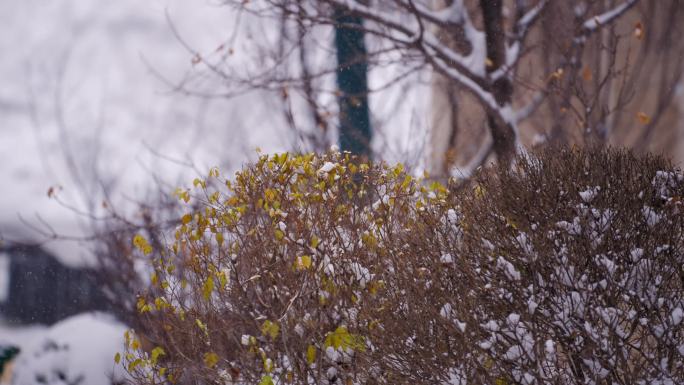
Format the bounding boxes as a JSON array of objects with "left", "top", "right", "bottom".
[
  {"left": 438, "top": 147, "right": 684, "bottom": 385},
  {"left": 124, "top": 147, "right": 684, "bottom": 385}
]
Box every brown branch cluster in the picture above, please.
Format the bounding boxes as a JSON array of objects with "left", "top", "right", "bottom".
[{"left": 120, "top": 147, "right": 684, "bottom": 385}]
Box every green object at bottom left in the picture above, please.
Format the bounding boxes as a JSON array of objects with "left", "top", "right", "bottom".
[{"left": 0, "top": 345, "right": 20, "bottom": 376}]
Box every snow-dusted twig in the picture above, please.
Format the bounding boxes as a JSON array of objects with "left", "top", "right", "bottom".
[{"left": 582, "top": 0, "right": 639, "bottom": 33}]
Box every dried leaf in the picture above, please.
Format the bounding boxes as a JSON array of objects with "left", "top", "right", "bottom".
[
  {"left": 637, "top": 111, "right": 651, "bottom": 125},
  {"left": 634, "top": 21, "right": 644, "bottom": 40}
]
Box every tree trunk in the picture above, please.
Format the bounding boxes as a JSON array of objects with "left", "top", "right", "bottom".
[
  {"left": 334, "top": 10, "right": 372, "bottom": 158},
  {"left": 480, "top": 0, "right": 517, "bottom": 165}
]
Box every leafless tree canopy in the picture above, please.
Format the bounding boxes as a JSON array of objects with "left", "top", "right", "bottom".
[{"left": 165, "top": 0, "right": 682, "bottom": 177}]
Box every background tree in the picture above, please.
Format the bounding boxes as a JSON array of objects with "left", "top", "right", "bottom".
[
  {"left": 195, "top": 0, "right": 671, "bottom": 175},
  {"left": 429, "top": 0, "right": 684, "bottom": 176}
]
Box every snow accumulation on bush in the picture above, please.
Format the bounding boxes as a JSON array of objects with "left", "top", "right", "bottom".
[
  {"left": 447, "top": 147, "right": 684, "bottom": 385},
  {"left": 10, "top": 313, "right": 127, "bottom": 385},
  {"left": 121, "top": 147, "right": 683, "bottom": 385}
]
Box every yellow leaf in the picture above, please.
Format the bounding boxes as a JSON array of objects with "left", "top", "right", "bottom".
[
  {"left": 368, "top": 280, "right": 385, "bottom": 296},
  {"left": 261, "top": 320, "right": 280, "bottom": 340},
  {"left": 181, "top": 190, "right": 190, "bottom": 203},
  {"left": 133, "top": 234, "right": 153, "bottom": 256},
  {"left": 294, "top": 255, "right": 312, "bottom": 270},
  {"left": 473, "top": 184, "right": 485, "bottom": 199},
  {"left": 324, "top": 326, "right": 366, "bottom": 352},
  {"left": 264, "top": 188, "right": 277, "bottom": 202},
  {"left": 392, "top": 163, "right": 404, "bottom": 177},
  {"left": 151, "top": 346, "right": 165, "bottom": 364},
  {"left": 209, "top": 191, "right": 220, "bottom": 204},
  {"left": 306, "top": 345, "right": 316, "bottom": 364},
  {"left": 195, "top": 318, "right": 208, "bottom": 334},
  {"left": 181, "top": 214, "right": 193, "bottom": 225},
  {"left": 114, "top": 352, "right": 121, "bottom": 364},
  {"left": 310, "top": 235, "right": 320, "bottom": 249},
  {"left": 204, "top": 352, "right": 219, "bottom": 368},
  {"left": 209, "top": 167, "right": 220, "bottom": 178},
  {"left": 259, "top": 375, "right": 274, "bottom": 385},
  {"left": 218, "top": 270, "right": 228, "bottom": 288},
  {"left": 154, "top": 297, "right": 166, "bottom": 310},
  {"left": 128, "top": 358, "right": 143, "bottom": 372},
  {"left": 263, "top": 358, "right": 274, "bottom": 373},
  {"left": 275, "top": 152, "right": 288, "bottom": 166},
  {"left": 202, "top": 276, "right": 214, "bottom": 301},
  {"left": 401, "top": 174, "right": 412, "bottom": 190}
]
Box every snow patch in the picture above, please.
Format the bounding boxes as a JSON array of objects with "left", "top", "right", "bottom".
[
  {"left": 672, "top": 307, "right": 683, "bottom": 326},
  {"left": 318, "top": 162, "right": 336, "bottom": 174},
  {"left": 11, "top": 312, "right": 127, "bottom": 385},
  {"left": 440, "top": 253, "right": 454, "bottom": 264},
  {"left": 579, "top": 186, "right": 600, "bottom": 203}
]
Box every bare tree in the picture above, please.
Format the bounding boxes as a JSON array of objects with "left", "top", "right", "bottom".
[
  {"left": 430, "top": 0, "right": 684, "bottom": 176},
  {"left": 180, "top": 0, "right": 665, "bottom": 177}
]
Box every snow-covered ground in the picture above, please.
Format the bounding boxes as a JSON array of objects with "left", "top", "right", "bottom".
[
  {"left": 0, "top": 323, "right": 46, "bottom": 353},
  {"left": 1, "top": 313, "right": 126, "bottom": 385}
]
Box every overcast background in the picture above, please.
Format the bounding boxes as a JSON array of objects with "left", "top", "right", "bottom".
[{"left": 0, "top": 0, "right": 430, "bottom": 267}]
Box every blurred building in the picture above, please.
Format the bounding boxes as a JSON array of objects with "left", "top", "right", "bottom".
[{"left": 0, "top": 244, "right": 108, "bottom": 325}]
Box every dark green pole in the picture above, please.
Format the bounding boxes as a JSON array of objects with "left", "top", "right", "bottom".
[{"left": 334, "top": 10, "right": 372, "bottom": 158}]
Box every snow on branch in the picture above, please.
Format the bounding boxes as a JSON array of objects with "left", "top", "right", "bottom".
[
  {"left": 582, "top": 0, "right": 639, "bottom": 32},
  {"left": 423, "top": 44, "right": 498, "bottom": 111},
  {"left": 409, "top": 0, "right": 472, "bottom": 27},
  {"left": 323, "top": 0, "right": 490, "bottom": 80},
  {"left": 514, "top": 91, "right": 545, "bottom": 124},
  {"left": 517, "top": 0, "right": 548, "bottom": 31},
  {"left": 493, "top": 0, "right": 549, "bottom": 80}
]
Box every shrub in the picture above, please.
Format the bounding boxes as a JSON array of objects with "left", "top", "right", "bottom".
[
  {"left": 371, "top": 147, "right": 684, "bottom": 385},
  {"left": 122, "top": 151, "right": 439, "bottom": 385},
  {"left": 122, "top": 147, "right": 684, "bottom": 385},
  {"left": 455, "top": 147, "right": 684, "bottom": 384}
]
